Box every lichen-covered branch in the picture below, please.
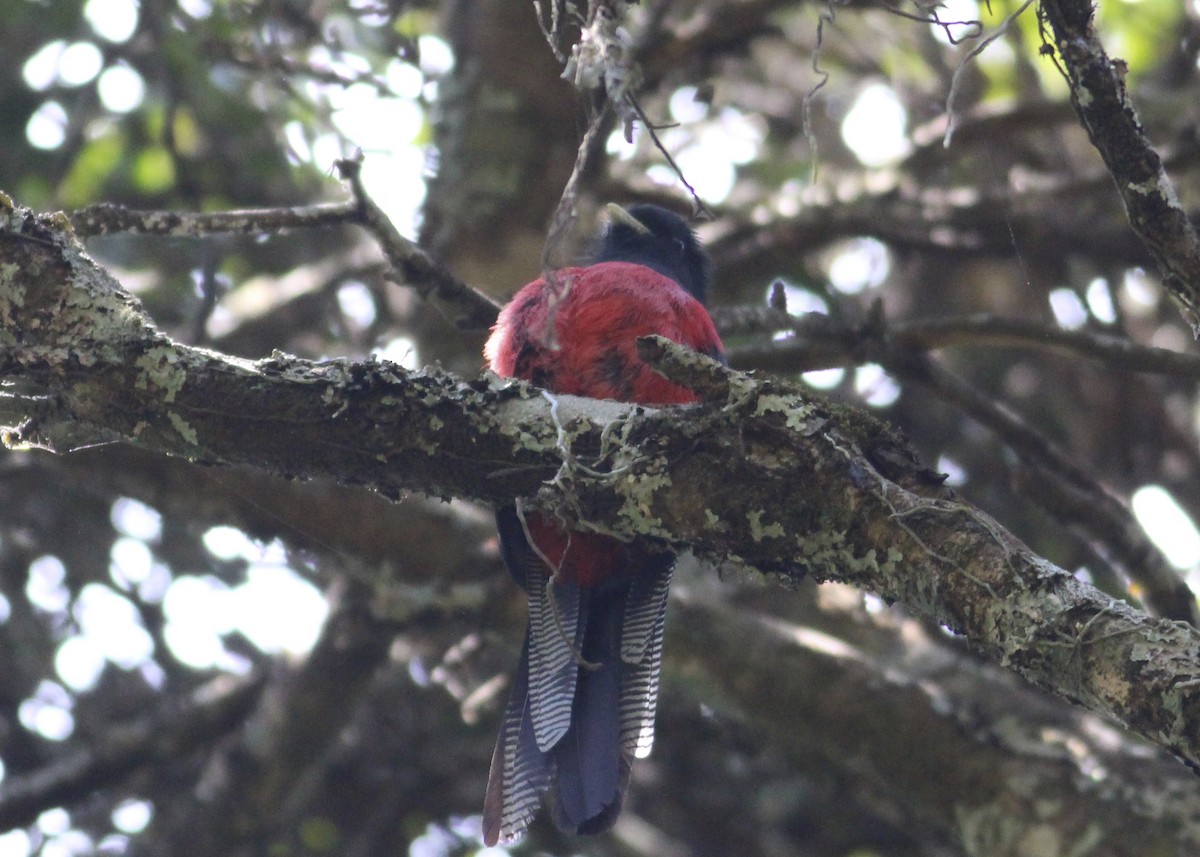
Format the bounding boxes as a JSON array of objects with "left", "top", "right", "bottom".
[
  {"left": 726, "top": 310, "right": 1200, "bottom": 625},
  {"left": 69, "top": 200, "right": 362, "bottom": 238},
  {"left": 670, "top": 591, "right": 1200, "bottom": 854},
  {"left": 1040, "top": 0, "right": 1200, "bottom": 333},
  {"left": 3, "top": 200, "right": 1200, "bottom": 774},
  {"left": 66, "top": 159, "right": 503, "bottom": 332}
]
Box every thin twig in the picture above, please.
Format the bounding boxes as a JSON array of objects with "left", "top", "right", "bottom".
[
  {"left": 943, "top": 0, "right": 1037, "bottom": 147},
  {"left": 625, "top": 94, "right": 712, "bottom": 218},
  {"left": 70, "top": 201, "right": 361, "bottom": 237},
  {"left": 335, "top": 154, "right": 501, "bottom": 328}
]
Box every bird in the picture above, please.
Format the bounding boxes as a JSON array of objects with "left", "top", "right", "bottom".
[{"left": 481, "top": 203, "right": 725, "bottom": 844}]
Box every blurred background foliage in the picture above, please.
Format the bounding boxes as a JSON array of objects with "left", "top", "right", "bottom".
[{"left": 3, "top": 1, "right": 1200, "bottom": 856}]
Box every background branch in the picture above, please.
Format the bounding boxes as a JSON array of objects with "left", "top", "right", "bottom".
[
  {"left": 0, "top": 674, "right": 263, "bottom": 831},
  {"left": 1040, "top": 0, "right": 1200, "bottom": 333}
]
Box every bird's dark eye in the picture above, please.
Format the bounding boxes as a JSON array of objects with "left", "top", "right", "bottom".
[{"left": 673, "top": 238, "right": 686, "bottom": 254}]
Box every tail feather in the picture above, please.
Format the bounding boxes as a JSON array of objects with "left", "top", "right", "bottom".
[
  {"left": 620, "top": 557, "right": 673, "bottom": 758},
  {"left": 486, "top": 508, "right": 674, "bottom": 841},
  {"left": 483, "top": 634, "right": 553, "bottom": 846},
  {"left": 528, "top": 573, "right": 582, "bottom": 751},
  {"left": 551, "top": 586, "right": 624, "bottom": 834},
  {"left": 496, "top": 508, "right": 584, "bottom": 751}
]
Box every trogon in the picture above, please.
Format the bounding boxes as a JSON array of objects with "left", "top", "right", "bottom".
[{"left": 482, "top": 203, "right": 725, "bottom": 844}]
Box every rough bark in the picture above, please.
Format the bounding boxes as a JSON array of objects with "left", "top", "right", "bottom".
[
  {"left": 1040, "top": 0, "right": 1200, "bottom": 333},
  {"left": 4, "top": 198, "right": 1200, "bottom": 786}
]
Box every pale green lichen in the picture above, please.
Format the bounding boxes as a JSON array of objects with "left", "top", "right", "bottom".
[
  {"left": 788, "top": 529, "right": 903, "bottom": 582},
  {"left": 753, "top": 393, "right": 820, "bottom": 432},
  {"left": 515, "top": 428, "right": 555, "bottom": 453},
  {"left": 841, "top": 548, "right": 878, "bottom": 573},
  {"left": 704, "top": 508, "right": 729, "bottom": 532},
  {"left": 797, "top": 529, "right": 847, "bottom": 557},
  {"left": 1126, "top": 178, "right": 1161, "bottom": 196},
  {"left": 747, "top": 509, "right": 786, "bottom": 542},
  {"left": 614, "top": 467, "right": 672, "bottom": 534},
  {"left": 48, "top": 211, "right": 74, "bottom": 233},
  {"left": 167, "top": 412, "right": 198, "bottom": 446},
  {"left": 135, "top": 346, "right": 187, "bottom": 402}
]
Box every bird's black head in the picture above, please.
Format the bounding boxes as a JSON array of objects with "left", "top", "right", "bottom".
[{"left": 591, "top": 203, "right": 712, "bottom": 304}]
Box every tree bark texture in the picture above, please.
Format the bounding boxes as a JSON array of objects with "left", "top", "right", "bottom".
[{"left": 4, "top": 197, "right": 1200, "bottom": 786}]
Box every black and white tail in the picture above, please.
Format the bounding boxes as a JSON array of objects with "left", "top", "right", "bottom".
[{"left": 483, "top": 508, "right": 673, "bottom": 845}]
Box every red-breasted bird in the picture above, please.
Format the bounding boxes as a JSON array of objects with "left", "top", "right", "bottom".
[{"left": 482, "top": 203, "right": 725, "bottom": 844}]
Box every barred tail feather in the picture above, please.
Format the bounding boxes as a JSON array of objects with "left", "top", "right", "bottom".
[
  {"left": 528, "top": 574, "right": 582, "bottom": 751},
  {"left": 487, "top": 509, "right": 675, "bottom": 841},
  {"left": 620, "top": 557, "right": 673, "bottom": 759},
  {"left": 483, "top": 634, "right": 553, "bottom": 846},
  {"left": 495, "top": 507, "right": 586, "bottom": 753}
]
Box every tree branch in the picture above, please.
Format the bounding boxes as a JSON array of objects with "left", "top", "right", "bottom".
[
  {"left": 69, "top": 200, "right": 362, "bottom": 238},
  {"left": 726, "top": 310, "right": 1200, "bottom": 624},
  {"left": 1040, "top": 0, "right": 1200, "bottom": 334},
  {"left": 670, "top": 591, "right": 1200, "bottom": 854},
  {"left": 334, "top": 155, "right": 502, "bottom": 329},
  {"left": 65, "top": 159, "right": 503, "bottom": 333},
  {"left": 0, "top": 673, "right": 263, "bottom": 830},
  {"left": 726, "top": 310, "right": 1200, "bottom": 378},
  {"left": 4, "top": 201, "right": 1200, "bottom": 776}
]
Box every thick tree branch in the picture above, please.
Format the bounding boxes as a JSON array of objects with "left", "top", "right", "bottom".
[{"left": 3, "top": 202, "right": 1200, "bottom": 776}]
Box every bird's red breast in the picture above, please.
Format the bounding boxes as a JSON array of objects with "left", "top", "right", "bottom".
[
  {"left": 485, "top": 261, "right": 724, "bottom": 588},
  {"left": 486, "top": 262, "right": 723, "bottom": 405}
]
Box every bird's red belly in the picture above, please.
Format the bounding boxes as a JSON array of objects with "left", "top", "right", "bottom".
[{"left": 525, "top": 514, "right": 627, "bottom": 589}]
